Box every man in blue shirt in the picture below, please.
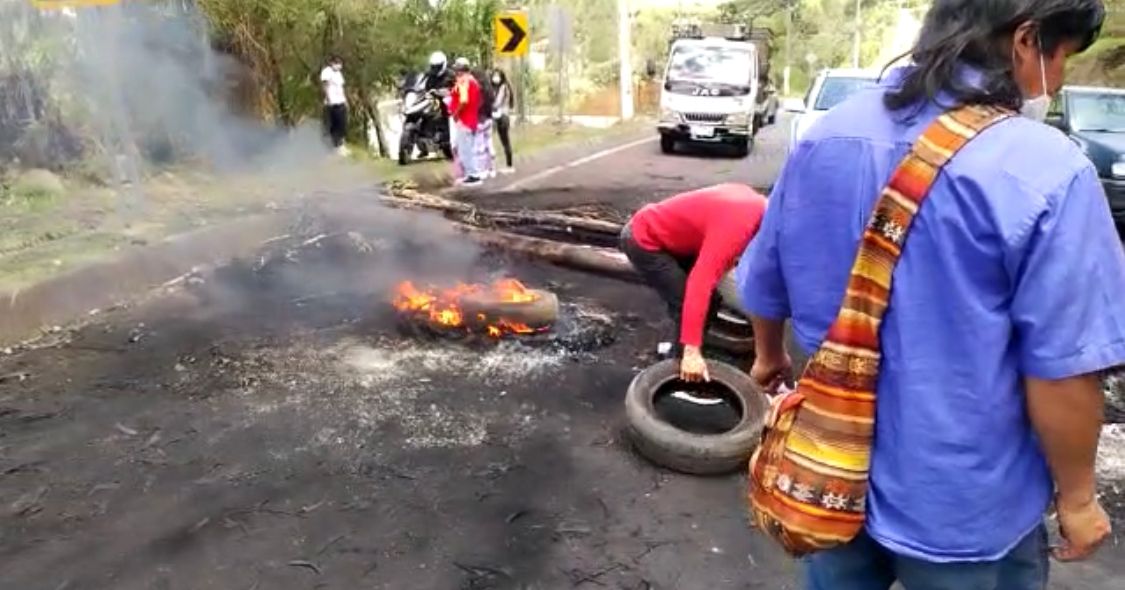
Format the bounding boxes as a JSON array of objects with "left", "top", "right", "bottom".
[{"left": 738, "top": 1, "right": 1121, "bottom": 588}]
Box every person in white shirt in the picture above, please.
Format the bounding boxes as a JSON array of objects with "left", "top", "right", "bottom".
[{"left": 320, "top": 56, "right": 348, "bottom": 154}]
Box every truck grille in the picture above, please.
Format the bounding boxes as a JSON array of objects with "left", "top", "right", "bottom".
[{"left": 683, "top": 113, "right": 726, "bottom": 124}]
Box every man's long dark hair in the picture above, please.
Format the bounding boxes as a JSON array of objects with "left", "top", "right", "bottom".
[{"left": 885, "top": 0, "right": 1105, "bottom": 111}]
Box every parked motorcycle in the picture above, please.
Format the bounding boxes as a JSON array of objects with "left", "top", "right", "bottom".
[{"left": 398, "top": 72, "right": 453, "bottom": 166}]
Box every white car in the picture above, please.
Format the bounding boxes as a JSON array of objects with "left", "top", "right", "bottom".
[{"left": 787, "top": 68, "right": 880, "bottom": 150}]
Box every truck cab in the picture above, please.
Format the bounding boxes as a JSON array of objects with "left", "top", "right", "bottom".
[{"left": 657, "top": 24, "right": 760, "bottom": 158}]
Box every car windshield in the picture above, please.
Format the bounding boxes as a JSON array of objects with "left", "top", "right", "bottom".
[
  {"left": 814, "top": 76, "right": 876, "bottom": 110},
  {"left": 1069, "top": 91, "right": 1125, "bottom": 132},
  {"left": 667, "top": 45, "right": 753, "bottom": 87}
]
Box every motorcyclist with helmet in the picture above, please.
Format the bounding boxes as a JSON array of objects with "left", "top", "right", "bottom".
[{"left": 424, "top": 51, "right": 455, "bottom": 94}]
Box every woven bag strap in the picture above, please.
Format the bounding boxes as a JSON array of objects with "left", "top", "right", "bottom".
[{"left": 822, "top": 104, "right": 1012, "bottom": 352}]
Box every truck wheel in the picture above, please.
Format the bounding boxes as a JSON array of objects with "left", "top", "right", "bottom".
[
  {"left": 660, "top": 135, "right": 675, "bottom": 154},
  {"left": 734, "top": 138, "right": 751, "bottom": 158}
]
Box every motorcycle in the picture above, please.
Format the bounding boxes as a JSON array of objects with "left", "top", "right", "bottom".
[{"left": 398, "top": 72, "right": 453, "bottom": 166}]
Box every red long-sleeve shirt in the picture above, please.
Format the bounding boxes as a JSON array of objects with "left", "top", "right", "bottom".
[
  {"left": 450, "top": 74, "right": 481, "bottom": 131},
  {"left": 630, "top": 183, "right": 767, "bottom": 347}
]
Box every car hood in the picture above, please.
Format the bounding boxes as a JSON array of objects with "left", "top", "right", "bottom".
[
  {"left": 790, "top": 111, "right": 826, "bottom": 147},
  {"left": 1071, "top": 130, "right": 1125, "bottom": 177}
]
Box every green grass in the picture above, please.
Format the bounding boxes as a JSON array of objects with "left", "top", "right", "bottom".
[{"left": 1069, "top": 36, "right": 1125, "bottom": 86}]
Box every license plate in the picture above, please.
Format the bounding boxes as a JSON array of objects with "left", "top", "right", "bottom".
[{"left": 690, "top": 125, "right": 714, "bottom": 138}]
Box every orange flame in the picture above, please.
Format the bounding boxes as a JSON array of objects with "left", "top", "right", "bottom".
[{"left": 392, "top": 279, "right": 547, "bottom": 337}]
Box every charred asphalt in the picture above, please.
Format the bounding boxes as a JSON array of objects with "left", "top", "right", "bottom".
[{"left": 1, "top": 121, "right": 1123, "bottom": 589}]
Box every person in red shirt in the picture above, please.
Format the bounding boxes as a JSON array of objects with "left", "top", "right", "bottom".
[
  {"left": 449, "top": 57, "right": 483, "bottom": 185},
  {"left": 620, "top": 183, "right": 767, "bottom": 382}
]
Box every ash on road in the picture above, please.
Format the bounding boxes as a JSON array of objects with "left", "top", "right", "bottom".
[{"left": 2, "top": 126, "right": 1123, "bottom": 590}]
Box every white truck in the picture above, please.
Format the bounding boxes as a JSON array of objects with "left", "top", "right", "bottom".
[{"left": 657, "top": 23, "right": 761, "bottom": 157}]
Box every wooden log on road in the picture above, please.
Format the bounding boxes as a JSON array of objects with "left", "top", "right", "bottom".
[
  {"left": 455, "top": 224, "right": 640, "bottom": 283},
  {"left": 383, "top": 188, "right": 625, "bottom": 236}
]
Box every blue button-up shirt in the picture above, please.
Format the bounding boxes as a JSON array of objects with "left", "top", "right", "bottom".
[{"left": 738, "top": 69, "right": 1125, "bottom": 562}]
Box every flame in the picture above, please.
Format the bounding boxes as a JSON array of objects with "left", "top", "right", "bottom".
[{"left": 392, "top": 279, "right": 547, "bottom": 337}]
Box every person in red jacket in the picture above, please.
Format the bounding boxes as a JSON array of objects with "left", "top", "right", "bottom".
[
  {"left": 620, "top": 183, "right": 767, "bottom": 382},
  {"left": 449, "top": 57, "right": 483, "bottom": 185}
]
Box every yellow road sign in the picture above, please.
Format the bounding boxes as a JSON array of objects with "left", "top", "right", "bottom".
[
  {"left": 32, "top": 0, "right": 120, "bottom": 8},
  {"left": 494, "top": 11, "right": 529, "bottom": 57}
]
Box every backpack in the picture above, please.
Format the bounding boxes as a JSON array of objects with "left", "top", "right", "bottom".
[
  {"left": 474, "top": 70, "right": 495, "bottom": 121},
  {"left": 747, "top": 104, "right": 1013, "bottom": 557}
]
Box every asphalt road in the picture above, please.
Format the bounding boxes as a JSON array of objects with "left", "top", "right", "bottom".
[
  {"left": 461, "top": 117, "right": 790, "bottom": 216},
  {"left": 456, "top": 114, "right": 1125, "bottom": 588},
  {"left": 1, "top": 117, "right": 1120, "bottom": 590}
]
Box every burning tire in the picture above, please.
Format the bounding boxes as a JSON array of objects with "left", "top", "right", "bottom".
[
  {"left": 461, "top": 289, "right": 559, "bottom": 332},
  {"left": 625, "top": 359, "right": 768, "bottom": 476},
  {"left": 392, "top": 279, "right": 558, "bottom": 338}
]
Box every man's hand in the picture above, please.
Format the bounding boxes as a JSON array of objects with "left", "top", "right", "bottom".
[
  {"left": 680, "top": 345, "right": 710, "bottom": 383},
  {"left": 1026, "top": 374, "right": 1107, "bottom": 561},
  {"left": 1054, "top": 495, "right": 1112, "bottom": 562},
  {"left": 751, "top": 352, "right": 793, "bottom": 394}
]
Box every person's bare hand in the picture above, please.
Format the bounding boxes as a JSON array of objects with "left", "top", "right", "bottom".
[
  {"left": 1054, "top": 496, "right": 1112, "bottom": 562},
  {"left": 751, "top": 353, "right": 793, "bottom": 394},
  {"left": 680, "top": 346, "right": 710, "bottom": 383}
]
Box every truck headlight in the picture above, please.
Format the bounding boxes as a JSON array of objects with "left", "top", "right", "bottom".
[
  {"left": 726, "top": 112, "right": 750, "bottom": 127},
  {"left": 660, "top": 108, "right": 681, "bottom": 123},
  {"left": 1113, "top": 161, "right": 1125, "bottom": 178}
]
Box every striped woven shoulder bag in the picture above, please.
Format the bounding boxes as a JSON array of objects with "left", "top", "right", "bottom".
[{"left": 747, "top": 104, "right": 1013, "bottom": 556}]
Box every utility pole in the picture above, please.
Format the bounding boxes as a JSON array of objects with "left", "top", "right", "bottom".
[
  {"left": 853, "top": 0, "right": 862, "bottom": 68},
  {"left": 618, "top": 0, "right": 634, "bottom": 120},
  {"left": 784, "top": 0, "right": 793, "bottom": 95}
]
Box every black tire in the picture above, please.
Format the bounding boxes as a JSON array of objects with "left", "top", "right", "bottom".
[
  {"left": 660, "top": 135, "right": 675, "bottom": 154},
  {"left": 462, "top": 289, "right": 559, "bottom": 329},
  {"left": 715, "top": 270, "right": 742, "bottom": 313},
  {"left": 441, "top": 141, "right": 454, "bottom": 161},
  {"left": 733, "top": 138, "right": 751, "bottom": 158},
  {"left": 398, "top": 129, "right": 414, "bottom": 166},
  {"left": 625, "top": 359, "right": 768, "bottom": 476},
  {"left": 704, "top": 306, "right": 755, "bottom": 356}
]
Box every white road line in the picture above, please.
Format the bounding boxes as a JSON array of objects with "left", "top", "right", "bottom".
[{"left": 501, "top": 135, "right": 657, "bottom": 192}]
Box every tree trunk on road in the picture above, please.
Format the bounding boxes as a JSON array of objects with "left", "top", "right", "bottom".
[
  {"left": 455, "top": 224, "right": 639, "bottom": 283},
  {"left": 383, "top": 188, "right": 625, "bottom": 236}
]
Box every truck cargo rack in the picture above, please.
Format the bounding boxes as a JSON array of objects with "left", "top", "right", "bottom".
[{"left": 670, "top": 21, "right": 749, "bottom": 42}]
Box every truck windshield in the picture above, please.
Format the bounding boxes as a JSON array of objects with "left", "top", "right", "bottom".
[
  {"left": 814, "top": 76, "right": 876, "bottom": 110},
  {"left": 667, "top": 45, "right": 753, "bottom": 88},
  {"left": 1069, "top": 92, "right": 1125, "bottom": 132}
]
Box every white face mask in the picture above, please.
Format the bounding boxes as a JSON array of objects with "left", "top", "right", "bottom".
[{"left": 1020, "top": 42, "right": 1051, "bottom": 122}]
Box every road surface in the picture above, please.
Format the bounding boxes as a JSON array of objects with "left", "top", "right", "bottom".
[
  {"left": 461, "top": 118, "right": 789, "bottom": 216},
  {"left": 0, "top": 116, "right": 1121, "bottom": 590}
]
